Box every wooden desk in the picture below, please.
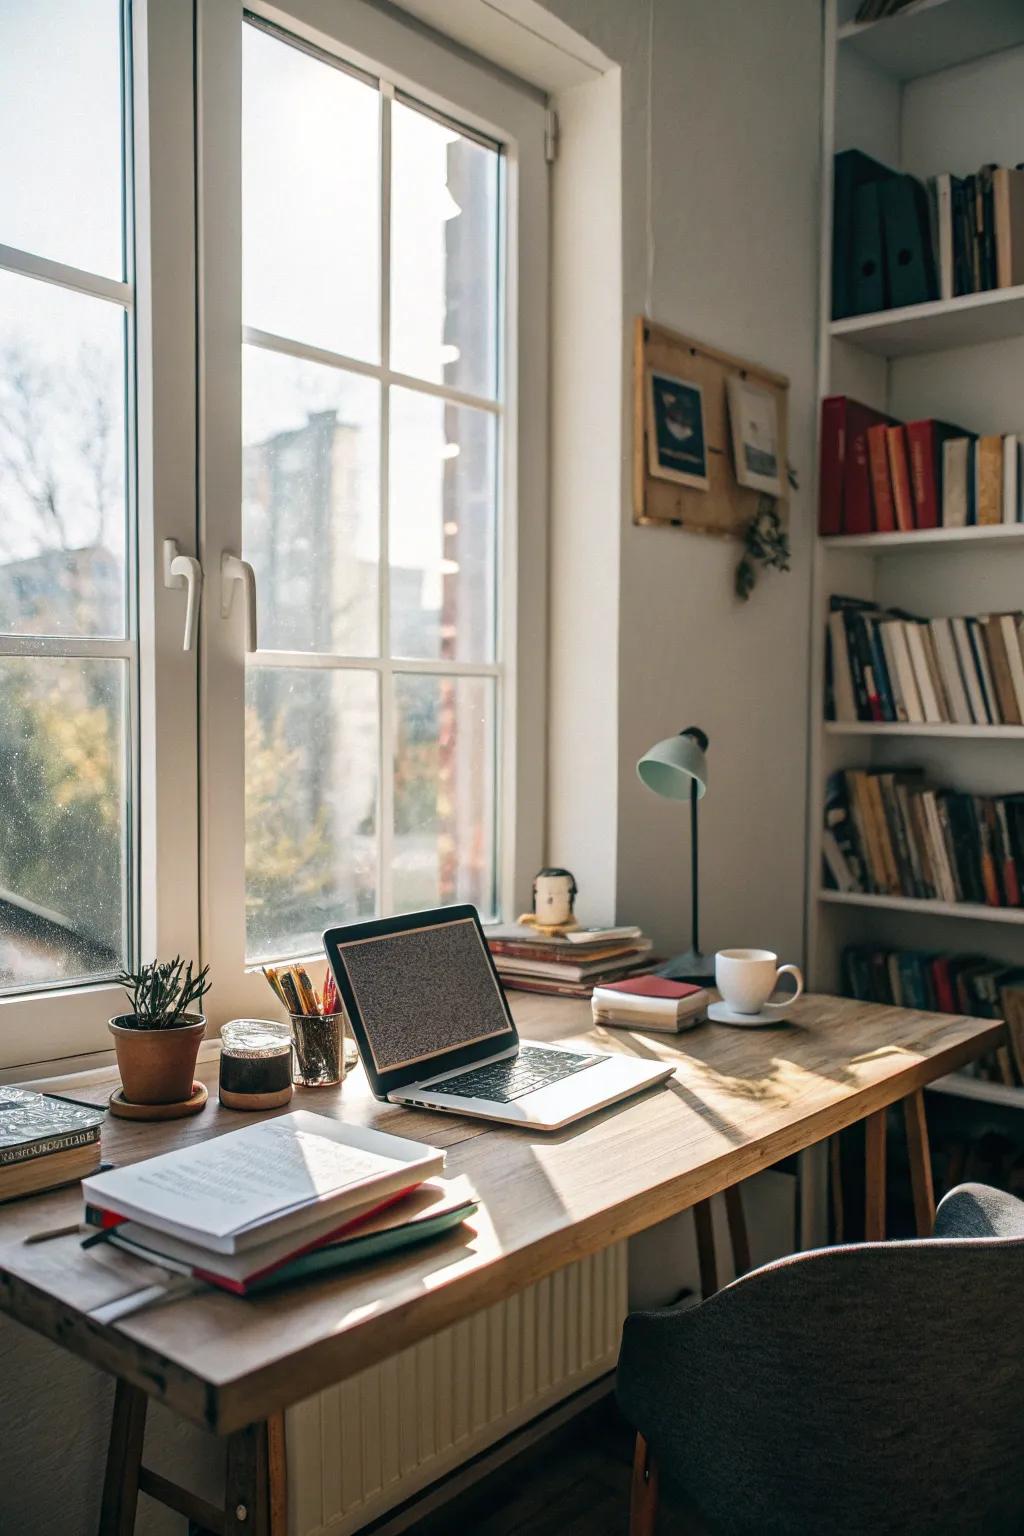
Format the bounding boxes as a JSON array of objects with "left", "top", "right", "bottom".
[{"left": 0, "top": 993, "right": 1004, "bottom": 1534}]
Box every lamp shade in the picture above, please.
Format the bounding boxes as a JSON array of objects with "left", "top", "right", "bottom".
[{"left": 636, "top": 731, "right": 709, "bottom": 801}]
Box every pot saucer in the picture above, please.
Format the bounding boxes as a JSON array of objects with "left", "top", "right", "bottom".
[
  {"left": 707, "top": 1001, "right": 788, "bottom": 1028},
  {"left": 108, "top": 1081, "right": 208, "bottom": 1121}
]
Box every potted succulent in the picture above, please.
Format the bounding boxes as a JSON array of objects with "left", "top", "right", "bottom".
[{"left": 110, "top": 957, "right": 212, "bottom": 1105}]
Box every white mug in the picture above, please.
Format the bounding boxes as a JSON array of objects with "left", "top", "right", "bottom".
[{"left": 715, "top": 948, "right": 804, "bottom": 1016}]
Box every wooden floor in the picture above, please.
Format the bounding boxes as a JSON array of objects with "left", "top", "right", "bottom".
[{"left": 404, "top": 1396, "right": 691, "bottom": 1536}]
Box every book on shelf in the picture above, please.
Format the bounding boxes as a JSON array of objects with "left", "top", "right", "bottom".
[
  {"left": 93, "top": 1176, "right": 478, "bottom": 1297},
  {"left": 832, "top": 149, "right": 1024, "bottom": 320},
  {"left": 0, "top": 1088, "right": 104, "bottom": 1203},
  {"left": 826, "top": 597, "right": 1024, "bottom": 728},
  {"left": 823, "top": 770, "right": 1024, "bottom": 908},
  {"left": 819, "top": 397, "right": 1023, "bottom": 537},
  {"left": 82, "top": 1113, "right": 445, "bottom": 1255},
  {"left": 591, "top": 977, "right": 709, "bottom": 1033},
  {"left": 485, "top": 923, "right": 654, "bottom": 997},
  {"left": 843, "top": 944, "right": 1024, "bottom": 1087}
]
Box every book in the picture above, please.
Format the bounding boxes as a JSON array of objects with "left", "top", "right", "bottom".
[
  {"left": 906, "top": 420, "right": 971, "bottom": 530},
  {"left": 976, "top": 435, "right": 1003, "bottom": 524},
  {"left": 0, "top": 1087, "right": 104, "bottom": 1167},
  {"left": 928, "top": 618, "right": 971, "bottom": 726},
  {"left": 485, "top": 923, "right": 641, "bottom": 954},
  {"left": 942, "top": 437, "right": 972, "bottom": 527},
  {"left": 982, "top": 616, "right": 1021, "bottom": 725},
  {"left": 993, "top": 165, "right": 1024, "bottom": 289},
  {"left": 866, "top": 423, "right": 896, "bottom": 532},
  {"left": 82, "top": 1113, "right": 445, "bottom": 1255},
  {"left": 886, "top": 426, "right": 915, "bottom": 532},
  {"left": 99, "top": 1177, "right": 478, "bottom": 1297},
  {"left": 818, "top": 396, "right": 895, "bottom": 535},
  {"left": 931, "top": 171, "right": 954, "bottom": 301},
  {"left": 0, "top": 1088, "right": 104, "bottom": 1201},
  {"left": 493, "top": 950, "right": 651, "bottom": 984},
  {"left": 1000, "top": 613, "right": 1024, "bottom": 720},
  {"left": 591, "top": 977, "right": 709, "bottom": 1032},
  {"left": 1003, "top": 433, "right": 1020, "bottom": 524}
]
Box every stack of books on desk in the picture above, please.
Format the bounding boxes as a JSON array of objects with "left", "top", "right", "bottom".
[
  {"left": 0, "top": 1088, "right": 104, "bottom": 1203},
  {"left": 485, "top": 924, "right": 656, "bottom": 998},
  {"left": 592, "top": 976, "right": 709, "bottom": 1033},
  {"left": 81, "top": 1112, "right": 477, "bottom": 1297}
]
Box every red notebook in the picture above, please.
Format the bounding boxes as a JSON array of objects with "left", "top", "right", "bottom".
[{"left": 597, "top": 977, "right": 704, "bottom": 999}]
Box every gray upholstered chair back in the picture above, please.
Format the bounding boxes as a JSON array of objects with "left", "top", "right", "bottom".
[{"left": 617, "top": 1184, "right": 1024, "bottom": 1536}]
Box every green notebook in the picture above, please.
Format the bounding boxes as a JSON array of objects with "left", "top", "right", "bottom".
[{"left": 246, "top": 1201, "right": 477, "bottom": 1293}]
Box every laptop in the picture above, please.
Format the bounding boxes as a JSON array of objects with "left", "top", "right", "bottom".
[{"left": 323, "top": 906, "right": 673, "bottom": 1130}]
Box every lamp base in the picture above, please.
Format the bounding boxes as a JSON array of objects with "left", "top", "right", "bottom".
[{"left": 656, "top": 949, "right": 716, "bottom": 985}]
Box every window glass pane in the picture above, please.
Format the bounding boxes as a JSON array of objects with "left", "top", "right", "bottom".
[
  {"left": 0, "top": 0, "right": 124, "bottom": 279},
  {"left": 243, "top": 24, "right": 380, "bottom": 363},
  {"left": 393, "top": 674, "right": 495, "bottom": 915},
  {"left": 244, "top": 347, "right": 379, "bottom": 656},
  {"left": 0, "top": 657, "right": 128, "bottom": 993},
  {"left": 246, "top": 668, "right": 378, "bottom": 962},
  {"left": 389, "top": 388, "right": 496, "bottom": 662},
  {"left": 390, "top": 101, "right": 499, "bottom": 399},
  {"left": 0, "top": 270, "right": 127, "bottom": 638}
]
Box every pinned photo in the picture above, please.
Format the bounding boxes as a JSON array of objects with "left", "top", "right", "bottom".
[{"left": 646, "top": 370, "right": 709, "bottom": 490}]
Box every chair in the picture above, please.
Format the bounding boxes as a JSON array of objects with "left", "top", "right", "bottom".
[{"left": 617, "top": 1183, "right": 1024, "bottom": 1536}]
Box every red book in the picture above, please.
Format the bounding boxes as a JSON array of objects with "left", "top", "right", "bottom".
[
  {"left": 819, "top": 395, "right": 847, "bottom": 535},
  {"left": 597, "top": 977, "right": 704, "bottom": 999},
  {"left": 931, "top": 957, "right": 956, "bottom": 1015},
  {"left": 906, "top": 419, "right": 970, "bottom": 529},
  {"left": 866, "top": 423, "right": 896, "bottom": 532},
  {"left": 820, "top": 398, "right": 897, "bottom": 536},
  {"left": 886, "top": 426, "right": 915, "bottom": 532}
]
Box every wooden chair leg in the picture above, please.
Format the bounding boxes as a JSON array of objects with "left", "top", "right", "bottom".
[
  {"left": 864, "top": 1108, "right": 887, "bottom": 1242},
  {"left": 99, "top": 1380, "right": 148, "bottom": 1536},
  {"left": 903, "top": 1088, "right": 936, "bottom": 1237},
  {"left": 724, "top": 1184, "right": 751, "bottom": 1277},
  {"left": 693, "top": 1198, "right": 718, "bottom": 1297},
  {"left": 267, "top": 1411, "right": 288, "bottom": 1536},
  {"left": 226, "top": 1421, "right": 270, "bottom": 1536},
  {"left": 630, "top": 1431, "right": 659, "bottom": 1536}
]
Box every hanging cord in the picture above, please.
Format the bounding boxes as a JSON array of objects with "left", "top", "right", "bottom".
[{"left": 644, "top": 0, "right": 656, "bottom": 317}]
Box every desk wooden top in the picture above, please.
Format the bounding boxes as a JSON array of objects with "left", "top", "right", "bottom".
[{"left": 0, "top": 993, "right": 1003, "bottom": 1433}]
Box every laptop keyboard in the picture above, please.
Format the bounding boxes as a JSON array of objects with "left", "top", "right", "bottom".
[{"left": 427, "top": 1045, "right": 607, "bottom": 1103}]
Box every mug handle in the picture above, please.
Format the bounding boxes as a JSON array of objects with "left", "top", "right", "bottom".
[{"left": 763, "top": 964, "right": 804, "bottom": 1012}]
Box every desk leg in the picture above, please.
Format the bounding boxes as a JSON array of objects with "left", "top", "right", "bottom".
[
  {"left": 724, "top": 1185, "right": 751, "bottom": 1277},
  {"left": 865, "top": 1109, "right": 887, "bottom": 1242},
  {"left": 99, "top": 1381, "right": 147, "bottom": 1536},
  {"left": 226, "top": 1421, "right": 270, "bottom": 1536},
  {"left": 692, "top": 1199, "right": 718, "bottom": 1297},
  {"left": 903, "top": 1089, "right": 936, "bottom": 1237},
  {"left": 798, "top": 1142, "right": 829, "bottom": 1250}
]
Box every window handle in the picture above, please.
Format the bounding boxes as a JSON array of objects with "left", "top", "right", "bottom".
[
  {"left": 221, "top": 553, "right": 258, "bottom": 653},
  {"left": 163, "top": 539, "right": 203, "bottom": 652}
]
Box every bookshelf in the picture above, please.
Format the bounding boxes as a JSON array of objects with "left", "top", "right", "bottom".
[{"left": 807, "top": 3, "right": 1024, "bottom": 1008}]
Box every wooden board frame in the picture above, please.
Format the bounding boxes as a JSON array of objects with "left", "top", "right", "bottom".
[{"left": 633, "top": 316, "right": 790, "bottom": 537}]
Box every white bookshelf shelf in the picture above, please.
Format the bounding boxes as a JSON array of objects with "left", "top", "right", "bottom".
[
  {"left": 838, "top": 0, "right": 1024, "bottom": 84},
  {"left": 830, "top": 285, "right": 1024, "bottom": 358},
  {"left": 820, "top": 525, "right": 1024, "bottom": 554},
  {"left": 819, "top": 890, "right": 1024, "bottom": 925},
  {"left": 824, "top": 722, "right": 1024, "bottom": 740}
]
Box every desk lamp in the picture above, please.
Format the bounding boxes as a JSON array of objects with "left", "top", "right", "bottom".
[{"left": 636, "top": 725, "right": 713, "bottom": 984}]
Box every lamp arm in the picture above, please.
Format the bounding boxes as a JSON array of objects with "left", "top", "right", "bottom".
[{"left": 690, "top": 779, "right": 700, "bottom": 958}]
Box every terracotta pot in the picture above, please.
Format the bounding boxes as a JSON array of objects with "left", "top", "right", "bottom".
[{"left": 108, "top": 1014, "right": 207, "bottom": 1105}]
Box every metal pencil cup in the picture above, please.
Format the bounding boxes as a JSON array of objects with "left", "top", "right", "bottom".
[{"left": 290, "top": 1012, "right": 344, "bottom": 1088}]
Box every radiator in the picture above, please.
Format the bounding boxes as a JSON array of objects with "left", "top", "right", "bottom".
[{"left": 285, "top": 1242, "right": 628, "bottom": 1536}]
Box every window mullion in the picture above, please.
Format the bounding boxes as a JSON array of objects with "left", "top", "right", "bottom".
[{"left": 378, "top": 81, "right": 394, "bottom": 916}]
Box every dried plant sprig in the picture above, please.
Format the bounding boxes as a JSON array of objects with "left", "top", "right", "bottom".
[{"left": 117, "top": 956, "right": 211, "bottom": 1029}]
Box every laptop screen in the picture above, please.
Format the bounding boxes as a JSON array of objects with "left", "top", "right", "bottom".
[{"left": 331, "top": 915, "right": 513, "bottom": 1074}]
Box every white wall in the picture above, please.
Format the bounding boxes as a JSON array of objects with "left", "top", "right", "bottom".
[{"left": 545, "top": 0, "right": 822, "bottom": 965}]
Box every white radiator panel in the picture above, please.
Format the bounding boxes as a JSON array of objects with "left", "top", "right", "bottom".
[{"left": 286, "top": 1242, "right": 628, "bottom": 1536}]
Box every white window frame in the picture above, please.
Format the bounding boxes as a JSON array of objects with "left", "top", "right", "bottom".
[
  {"left": 0, "top": 0, "right": 201, "bottom": 1071},
  {"left": 197, "top": 0, "right": 549, "bottom": 1023}
]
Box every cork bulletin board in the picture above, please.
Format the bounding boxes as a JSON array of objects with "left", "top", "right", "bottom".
[{"left": 633, "top": 315, "right": 790, "bottom": 538}]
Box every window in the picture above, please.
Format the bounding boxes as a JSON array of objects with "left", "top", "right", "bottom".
[
  {"left": 0, "top": 0, "right": 547, "bottom": 1064},
  {"left": 0, "top": 0, "right": 134, "bottom": 996},
  {"left": 240, "top": 21, "right": 503, "bottom": 968}
]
